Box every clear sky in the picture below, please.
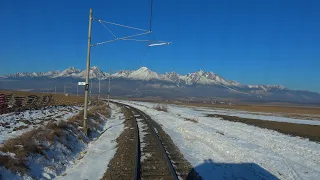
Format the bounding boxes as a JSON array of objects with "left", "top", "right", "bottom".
[{"left": 1, "top": 0, "right": 320, "bottom": 92}]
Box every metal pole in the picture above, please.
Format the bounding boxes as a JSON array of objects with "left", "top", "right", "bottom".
[
  {"left": 89, "top": 80, "right": 91, "bottom": 96},
  {"left": 108, "top": 68, "right": 111, "bottom": 105},
  {"left": 77, "top": 84, "right": 79, "bottom": 96},
  {"left": 98, "top": 70, "right": 101, "bottom": 100},
  {"left": 83, "top": 8, "right": 93, "bottom": 136}
]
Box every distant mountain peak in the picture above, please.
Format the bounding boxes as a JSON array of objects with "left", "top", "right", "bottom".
[
  {"left": 139, "top": 66, "right": 149, "bottom": 70},
  {"left": 91, "top": 66, "right": 100, "bottom": 70},
  {"left": 128, "top": 67, "right": 160, "bottom": 80}
]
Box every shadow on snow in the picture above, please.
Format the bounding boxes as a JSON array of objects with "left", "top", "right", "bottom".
[{"left": 187, "top": 159, "right": 279, "bottom": 180}]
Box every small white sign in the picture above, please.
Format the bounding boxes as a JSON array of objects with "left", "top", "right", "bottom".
[{"left": 78, "top": 82, "right": 86, "bottom": 86}]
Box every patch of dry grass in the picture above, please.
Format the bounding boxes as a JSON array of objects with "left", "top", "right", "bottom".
[
  {"left": 184, "top": 117, "right": 198, "bottom": 123},
  {"left": 0, "top": 128, "right": 49, "bottom": 173},
  {"left": 0, "top": 90, "right": 84, "bottom": 107}
]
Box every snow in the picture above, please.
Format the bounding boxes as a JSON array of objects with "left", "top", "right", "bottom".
[
  {"left": 119, "top": 100, "right": 320, "bottom": 180},
  {"left": 0, "top": 106, "right": 82, "bottom": 144},
  {"left": 55, "top": 104, "right": 124, "bottom": 180},
  {"left": 128, "top": 67, "right": 161, "bottom": 80},
  {"left": 134, "top": 112, "right": 150, "bottom": 162},
  {"left": 247, "top": 85, "right": 286, "bottom": 91}
]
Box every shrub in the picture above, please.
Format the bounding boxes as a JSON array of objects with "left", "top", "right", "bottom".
[{"left": 153, "top": 104, "right": 168, "bottom": 112}]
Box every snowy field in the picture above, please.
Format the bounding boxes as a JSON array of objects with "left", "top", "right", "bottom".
[
  {"left": 0, "top": 106, "right": 82, "bottom": 144},
  {"left": 119, "top": 100, "right": 320, "bottom": 180},
  {"left": 194, "top": 106, "right": 320, "bottom": 125}
]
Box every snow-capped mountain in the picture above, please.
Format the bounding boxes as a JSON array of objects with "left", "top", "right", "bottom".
[
  {"left": 112, "top": 70, "right": 132, "bottom": 78},
  {"left": 8, "top": 66, "right": 111, "bottom": 80},
  {"left": 128, "top": 67, "right": 161, "bottom": 80},
  {"left": 5, "top": 66, "right": 286, "bottom": 91},
  {"left": 180, "top": 70, "right": 232, "bottom": 86},
  {"left": 163, "top": 72, "right": 183, "bottom": 83},
  {"left": 77, "top": 66, "right": 110, "bottom": 79},
  {"left": 3, "top": 66, "right": 320, "bottom": 103},
  {"left": 53, "top": 67, "right": 81, "bottom": 78}
]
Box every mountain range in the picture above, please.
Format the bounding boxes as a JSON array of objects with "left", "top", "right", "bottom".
[{"left": 2, "top": 66, "right": 320, "bottom": 104}]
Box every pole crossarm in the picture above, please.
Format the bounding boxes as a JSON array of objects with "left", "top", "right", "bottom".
[
  {"left": 93, "top": 18, "right": 149, "bottom": 32},
  {"left": 99, "top": 21, "right": 117, "bottom": 38},
  {"left": 91, "top": 31, "right": 152, "bottom": 47}
]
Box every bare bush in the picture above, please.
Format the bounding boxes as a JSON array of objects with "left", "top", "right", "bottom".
[
  {"left": 153, "top": 104, "right": 168, "bottom": 112},
  {"left": 184, "top": 117, "right": 198, "bottom": 123}
]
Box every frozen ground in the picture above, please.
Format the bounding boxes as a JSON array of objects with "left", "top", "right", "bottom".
[
  {"left": 0, "top": 106, "right": 82, "bottom": 144},
  {"left": 119, "top": 100, "right": 320, "bottom": 180},
  {"left": 55, "top": 103, "right": 124, "bottom": 180}
]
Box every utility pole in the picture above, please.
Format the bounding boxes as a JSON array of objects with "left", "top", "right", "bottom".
[
  {"left": 55, "top": 86, "right": 56, "bottom": 94},
  {"left": 64, "top": 84, "right": 66, "bottom": 94},
  {"left": 90, "top": 80, "right": 92, "bottom": 97},
  {"left": 77, "top": 84, "right": 79, "bottom": 96},
  {"left": 83, "top": 8, "right": 92, "bottom": 136},
  {"left": 98, "top": 70, "right": 101, "bottom": 101},
  {"left": 108, "top": 68, "right": 111, "bottom": 105}
]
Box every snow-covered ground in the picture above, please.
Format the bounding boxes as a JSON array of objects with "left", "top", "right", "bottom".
[
  {"left": 55, "top": 103, "right": 124, "bottom": 180},
  {"left": 119, "top": 100, "right": 320, "bottom": 180},
  {"left": 0, "top": 103, "right": 125, "bottom": 180},
  {"left": 0, "top": 106, "right": 82, "bottom": 144}
]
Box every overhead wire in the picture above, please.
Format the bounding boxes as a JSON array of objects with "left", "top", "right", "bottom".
[
  {"left": 93, "top": 18, "right": 149, "bottom": 32},
  {"left": 99, "top": 21, "right": 117, "bottom": 38}
]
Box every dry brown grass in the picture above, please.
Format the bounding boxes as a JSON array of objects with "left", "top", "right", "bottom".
[
  {"left": 0, "top": 128, "right": 48, "bottom": 173},
  {"left": 122, "top": 106, "right": 132, "bottom": 121},
  {"left": 0, "top": 121, "right": 84, "bottom": 174},
  {"left": 153, "top": 104, "right": 168, "bottom": 112},
  {"left": 207, "top": 114, "right": 320, "bottom": 142},
  {"left": 0, "top": 90, "right": 83, "bottom": 107},
  {"left": 0, "top": 154, "right": 27, "bottom": 174}
]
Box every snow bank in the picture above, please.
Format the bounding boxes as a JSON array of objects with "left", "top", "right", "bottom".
[{"left": 56, "top": 103, "right": 124, "bottom": 180}]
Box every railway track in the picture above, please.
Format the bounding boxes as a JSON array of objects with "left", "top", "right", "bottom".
[{"left": 105, "top": 101, "right": 201, "bottom": 180}]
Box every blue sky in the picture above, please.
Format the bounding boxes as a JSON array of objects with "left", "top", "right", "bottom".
[{"left": 1, "top": 0, "right": 320, "bottom": 92}]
